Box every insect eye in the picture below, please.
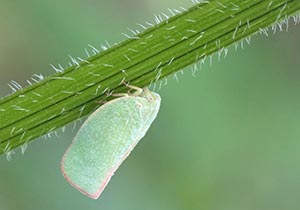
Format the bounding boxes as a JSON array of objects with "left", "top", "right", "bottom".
[{"left": 136, "top": 102, "right": 143, "bottom": 109}]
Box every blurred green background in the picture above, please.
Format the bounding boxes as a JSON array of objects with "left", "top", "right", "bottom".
[{"left": 1, "top": 0, "right": 300, "bottom": 209}]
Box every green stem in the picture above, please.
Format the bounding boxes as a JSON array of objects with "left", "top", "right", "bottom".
[{"left": 0, "top": 0, "right": 299, "bottom": 155}]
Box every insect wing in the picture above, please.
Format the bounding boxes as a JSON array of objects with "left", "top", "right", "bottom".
[{"left": 61, "top": 92, "right": 160, "bottom": 199}]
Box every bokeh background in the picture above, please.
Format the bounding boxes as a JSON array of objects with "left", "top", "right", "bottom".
[{"left": 1, "top": 0, "right": 300, "bottom": 209}]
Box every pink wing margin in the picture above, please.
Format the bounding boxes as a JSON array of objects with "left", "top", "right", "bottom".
[{"left": 61, "top": 135, "right": 140, "bottom": 199}]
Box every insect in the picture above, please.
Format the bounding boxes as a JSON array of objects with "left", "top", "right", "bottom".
[{"left": 61, "top": 86, "right": 161, "bottom": 199}]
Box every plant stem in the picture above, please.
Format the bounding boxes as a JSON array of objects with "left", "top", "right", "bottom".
[{"left": 0, "top": 0, "right": 299, "bottom": 155}]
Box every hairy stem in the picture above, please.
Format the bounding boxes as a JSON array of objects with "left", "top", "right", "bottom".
[{"left": 0, "top": 0, "right": 299, "bottom": 155}]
